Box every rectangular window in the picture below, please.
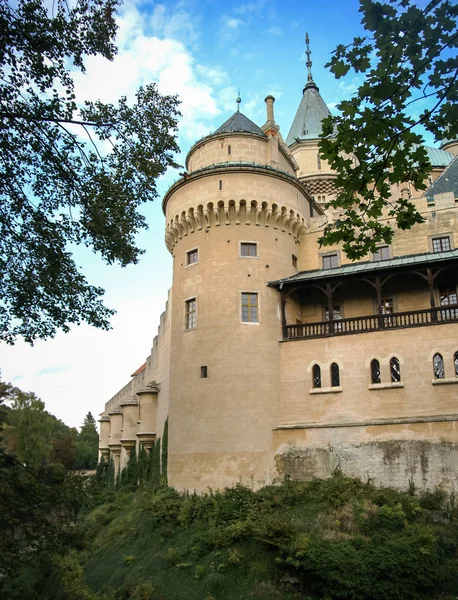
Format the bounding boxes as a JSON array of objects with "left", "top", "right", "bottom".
[
  {"left": 228, "top": 145, "right": 231, "bottom": 155},
  {"left": 292, "top": 254, "right": 298, "bottom": 269},
  {"left": 240, "top": 242, "right": 257, "bottom": 257},
  {"left": 241, "top": 292, "right": 258, "bottom": 323},
  {"left": 187, "top": 248, "right": 198, "bottom": 265},
  {"left": 322, "top": 253, "right": 338, "bottom": 269},
  {"left": 325, "top": 305, "right": 342, "bottom": 332},
  {"left": 201, "top": 366, "right": 208, "bottom": 378},
  {"left": 185, "top": 298, "right": 197, "bottom": 329},
  {"left": 432, "top": 236, "right": 451, "bottom": 252},
  {"left": 372, "top": 245, "right": 390, "bottom": 261},
  {"left": 381, "top": 298, "right": 393, "bottom": 314},
  {"left": 219, "top": 180, "right": 223, "bottom": 190},
  {"left": 440, "top": 284, "right": 458, "bottom": 319}
]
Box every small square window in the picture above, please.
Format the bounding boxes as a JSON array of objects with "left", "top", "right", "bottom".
[
  {"left": 322, "top": 253, "right": 338, "bottom": 269},
  {"left": 187, "top": 248, "right": 198, "bottom": 265},
  {"left": 292, "top": 254, "right": 298, "bottom": 269},
  {"left": 185, "top": 298, "right": 196, "bottom": 330},
  {"left": 240, "top": 242, "right": 257, "bottom": 257},
  {"left": 241, "top": 292, "right": 258, "bottom": 322},
  {"left": 372, "top": 245, "right": 390, "bottom": 261},
  {"left": 432, "top": 236, "right": 451, "bottom": 252}
]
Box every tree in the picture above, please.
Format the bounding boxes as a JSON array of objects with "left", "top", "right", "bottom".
[
  {"left": 0, "top": 0, "right": 181, "bottom": 344},
  {"left": 319, "top": 0, "right": 458, "bottom": 259},
  {"left": 75, "top": 411, "right": 99, "bottom": 469}
]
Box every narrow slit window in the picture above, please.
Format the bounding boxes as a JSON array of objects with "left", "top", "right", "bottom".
[
  {"left": 292, "top": 254, "right": 298, "bottom": 269},
  {"left": 310, "top": 203, "right": 314, "bottom": 218},
  {"left": 312, "top": 364, "right": 321, "bottom": 388},
  {"left": 317, "top": 153, "right": 321, "bottom": 169},
  {"left": 228, "top": 145, "right": 231, "bottom": 155},
  {"left": 241, "top": 292, "right": 258, "bottom": 323},
  {"left": 201, "top": 366, "right": 208, "bottom": 378},
  {"left": 371, "top": 359, "right": 381, "bottom": 384},
  {"left": 433, "top": 353, "right": 445, "bottom": 379},
  {"left": 454, "top": 351, "right": 458, "bottom": 377},
  {"left": 185, "top": 298, "right": 197, "bottom": 330},
  {"left": 219, "top": 180, "right": 223, "bottom": 190},
  {"left": 390, "top": 357, "right": 401, "bottom": 382},
  {"left": 330, "top": 363, "right": 340, "bottom": 387}
]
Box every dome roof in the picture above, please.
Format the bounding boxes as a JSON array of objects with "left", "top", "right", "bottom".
[{"left": 213, "top": 111, "right": 266, "bottom": 137}]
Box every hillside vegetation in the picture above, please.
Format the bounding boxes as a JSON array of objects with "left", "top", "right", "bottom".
[{"left": 30, "top": 474, "right": 458, "bottom": 600}]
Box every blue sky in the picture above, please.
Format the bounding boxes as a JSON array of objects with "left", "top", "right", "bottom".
[{"left": 0, "top": 0, "right": 434, "bottom": 427}]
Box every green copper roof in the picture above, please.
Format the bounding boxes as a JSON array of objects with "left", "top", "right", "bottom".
[
  {"left": 286, "top": 81, "right": 332, "bottom": 145},
  {"left": 213, "top": 111, "right": 266, "bottom": 137},
  {"left": 424, "top": 145, "right": 454, "bottom": 168},
  {"left": 269, "top": 249, "right": 458, "bottom": 288}
]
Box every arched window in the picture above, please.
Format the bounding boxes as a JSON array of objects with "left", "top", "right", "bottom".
[
  {"left": 331, "top": 363, "right": 340, "bottom": 387},
  {"left": 454, "top": 351, "right": 458, "bottom": 377},
  {"left": 312, "top": 364, "right": 321, "bottom": 388},
  {"left": 371, "top": 359, "right": 381, "bottom": 384},
  {"left": 390, "top": 357, "right": 401, "bottom": 382},
  {"left": 433, "top": 353, "right": 445, "bottom": 379}
]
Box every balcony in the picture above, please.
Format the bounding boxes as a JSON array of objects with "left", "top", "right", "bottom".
[{"left": 283, "top": 305, "right": 458, "bottom": 341}]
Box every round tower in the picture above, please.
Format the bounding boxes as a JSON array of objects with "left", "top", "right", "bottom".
[{"left": 163, "top": 99, "right": 315, "bottom": 491}]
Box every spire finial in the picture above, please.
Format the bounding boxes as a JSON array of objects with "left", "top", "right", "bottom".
[
  {"left": 305, "top": 32, "right": 313, "bottom": 82},
  {"left": 236, "top": 89, "right": 241, "bottom": 112}
]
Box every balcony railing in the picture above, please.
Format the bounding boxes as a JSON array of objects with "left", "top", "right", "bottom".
[{"left": 284, "top": 305, "right": 458, "bottom": 341}]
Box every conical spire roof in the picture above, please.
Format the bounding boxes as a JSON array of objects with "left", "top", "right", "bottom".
[
  {"left": 214, "top": 111, "right": 266, "bottom": 137},
  {"left": 286, "top": 33, "right": 333, "bottom": 146}
]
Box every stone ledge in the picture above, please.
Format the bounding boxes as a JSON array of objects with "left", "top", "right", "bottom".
[
  {"left": 432, "top": 378, "right": 458, "bottom": 385},
  {"left": 310, "top": 386, "right": 342, "bottom": 395},
  {"left": 369, "top": 382, "right": 404, "bottom": 390},
  {"left": 273, "top": 413, "right": 458, "bottom": 431}
]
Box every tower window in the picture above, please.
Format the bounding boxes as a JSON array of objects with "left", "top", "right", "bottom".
[
  {"left": 292, "top": 254, "right": 298, "bottom": 269},
  {"left": 312, "top": 364, "right": 321, "bottom": 388},
  {"left": 219, "top": 180, "right": 223, "bottom": 190},
  {"left": 240, "top": 242, "right": 258, "bottom": 257},
  {"left": 310, "top": 203, "right": 314, "bottom": 218},
  {"left": 228, "top": 145, "right": 231, "bottom": 155},
  {"left": 390, "top": 357, "right": 401, "bottom": 382},
  {"left": 241, "top": 292, "right": 258, "bottom": 322},
  {"left": 433, "top": 353, "right": 445, "bottom": 379},
  {"left": 371, "top": 359, "right": 381, "bottom": 384},
  {"left": 185, "top": 298, "right": 197, "bottom": 330},
  {"left": 330, "top": 363, "right": 340, "bottom": 387},
  {"left": 186, "top": 248, "right": 199, "bottom": 265},
  {"left": 317, "top": 153, "right": 321, "bottom": 169}
]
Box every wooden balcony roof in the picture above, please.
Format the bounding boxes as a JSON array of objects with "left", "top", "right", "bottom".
[{"left": 269, "top": 249, "right": 458, "bottom": 289}]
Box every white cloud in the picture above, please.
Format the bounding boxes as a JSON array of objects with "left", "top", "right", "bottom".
[
  {"left": 219, "top": 15, "right": 245, "bottom": 42},
  {"left": 266, "top": 26, "right": 282, "bottom": 36}
]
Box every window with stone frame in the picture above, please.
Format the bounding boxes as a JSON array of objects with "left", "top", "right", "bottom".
[
  {"left": 241, "top": 292, "right": 258, "bottom": 322},
  {"left": 185, "top": 298, "right": 197, "bottom": 330},
  {"left": 390, "top": 357, "right": 401, "bottom": 382},
  {"left": 240, "top": 242, "right": 258, "bottom": 257},
  {"left": 371, "top": 359, "right": 381, "bottom": 384},
  {"left": 432, "top": 236, "right": 451, "bottom": 252},
  {"left": 322, "top": 253, "right": 339, "bottom": 269},
  {"left": 312, "top": 364, "right": 321, "bottom": 388},
  {"left": 330, "top": 362, "right": 340, "bottom": 387},
  {"left": 372, "top": 245, "right": 390, "bottom": 261},
  {"left": 186, "top": 248, "right": 198, "bottom": 265},
  {"left": 433, "top": 353, "right": 445, "bottom": 379}
]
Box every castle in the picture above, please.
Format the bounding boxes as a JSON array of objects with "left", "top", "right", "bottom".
[{"left": 98, "top": 41, "right": 458, "bottom": 493}]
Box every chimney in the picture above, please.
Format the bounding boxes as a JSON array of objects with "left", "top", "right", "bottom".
[{"left": 265, "top": 95, "right": 275, "bottom": 125}]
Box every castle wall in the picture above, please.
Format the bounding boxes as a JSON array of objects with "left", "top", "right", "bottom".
[{"left": 275, "top": 324, "right": 458, "bottom": 491}]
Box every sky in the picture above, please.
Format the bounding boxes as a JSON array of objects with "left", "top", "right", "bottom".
[{"left": 0, "top": 0, "right": 433, "bottom": 428}]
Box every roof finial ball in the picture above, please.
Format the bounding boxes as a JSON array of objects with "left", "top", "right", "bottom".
[
  {"left": 305, "top": 32, "right": 313, "bottom": 83},
  {"left": 236, "top": 90, "right": 241, "bottom": 112}
]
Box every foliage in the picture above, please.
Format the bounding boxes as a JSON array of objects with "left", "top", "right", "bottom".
[
  {"left": 319, "top": 0, "right": 458, "bottom": 258},
  {"left": 76, "top": 412, "right": 99, "bottom": 470},
  {"left": 0, "top": 0, "right": 181, "bottom": 344}
]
